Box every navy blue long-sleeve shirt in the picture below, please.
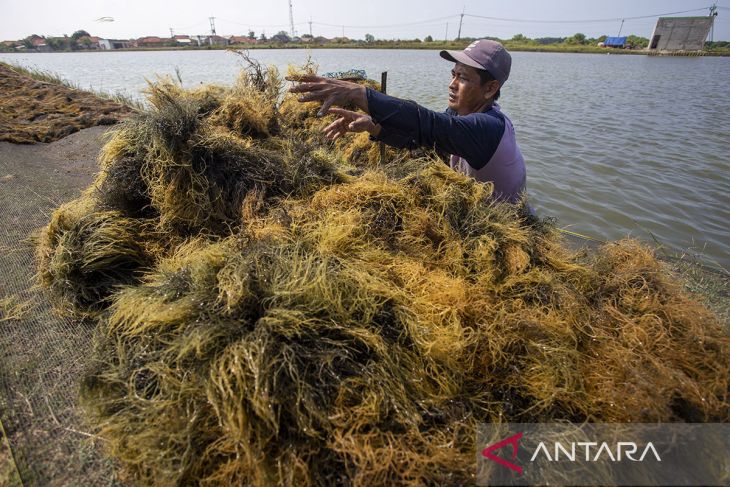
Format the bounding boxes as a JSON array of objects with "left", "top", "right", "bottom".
[{"left": 365, "top": 88, "right": 527, "bottom": 203}]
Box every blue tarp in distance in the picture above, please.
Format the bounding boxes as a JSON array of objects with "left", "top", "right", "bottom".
[{"left": 604, "top": 36, "right": 627, "bottom": 47}]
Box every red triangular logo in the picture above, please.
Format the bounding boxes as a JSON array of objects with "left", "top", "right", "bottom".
[{"left": 481, "top": 432, "right": 524, "bottom": 474}]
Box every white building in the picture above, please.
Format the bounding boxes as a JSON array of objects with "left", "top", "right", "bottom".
[{"left": 647, "top": 17, "right": 714, "bottom": 52}]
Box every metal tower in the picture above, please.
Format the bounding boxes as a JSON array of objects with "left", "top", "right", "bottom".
[
  {"left": 209, "top": 17, "right": 216, "bottom": 36},
  {"left": 288, "top": 1, "right": 296, "bottom": 37},
  {"left": 709, "top": 3, "right": 718, "bottom": 43},
  {"left": 456, "top": 7, "right": 465, "bottom": 41}
]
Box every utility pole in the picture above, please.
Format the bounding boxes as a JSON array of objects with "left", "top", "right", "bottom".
[
  {"left": 617, "top": 19, "right": 624, "bottom": 37},
  {"left": 709, "top": 3, "right": 718, "bottom": 43},
  {"left": 309, "top": 17, "right": 313, "bottom": 37},
  {"left": 445, "top": 22, "right": 449, "bottom": 42},
  {"left": 457, "top": 7, "right": 465, "bottom": 41},
  {"left": 169, "top": 28, "right": 174, "bottom": 38},
  {"left": 289, "top": 0, "right": 296, "bottom": 37},
  {"left": 209, "top": 17, "right": 216, "bottom": 46}
]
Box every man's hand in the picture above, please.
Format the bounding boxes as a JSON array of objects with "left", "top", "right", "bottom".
[
  {"left": 323, "top": 108, "right": 381, "bottom": 140},
  {"left": 287, "top": 75, "right": 369, "bottom": 117}
]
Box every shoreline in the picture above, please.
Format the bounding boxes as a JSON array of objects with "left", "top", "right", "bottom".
[{"left": 3, "top": 44, "right": 730, "bottom": 57}]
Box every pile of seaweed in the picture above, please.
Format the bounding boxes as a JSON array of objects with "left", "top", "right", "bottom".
[
  {"left": 0, "top": 62, "right": 132, "bottom": 144},
  {"left": 36, "top": 61, "right": 730, "bottom": 486}
]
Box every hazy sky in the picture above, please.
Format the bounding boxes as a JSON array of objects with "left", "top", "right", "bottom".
[{"left": 1, "top": 0, "right": 728, "bottom": 41}]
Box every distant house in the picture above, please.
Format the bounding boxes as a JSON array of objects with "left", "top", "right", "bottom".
[
  {"left": 173, "top": 35, "right": 192, "bottom": 46},
  {"left": 31, "top": 36, "right": 51, "bottom": 52},
  {"left": 603, "top": 36, "right": 627, "bottom": 48},
  {"left": 228, "top": 36, "right": 256, "bottom": 45},
  {"left": 99, "top": 38, "right": 134, "bottom": 49},
  {"left": 76, "top": 35, "right": 102, "bottom": 49},
  {"left": 210, "top": 35, "right": 230, "bottom": 46},
  {"left": 191, "top": 35, "right": 229, "bottom": 46},
  {"left": 137, "top": 36, "right": 168, "bottom": 48}
]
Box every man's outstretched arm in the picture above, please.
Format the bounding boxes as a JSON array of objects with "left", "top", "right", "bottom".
[{"left": 288, "top": 76, "right": 503, "bottom": 169}]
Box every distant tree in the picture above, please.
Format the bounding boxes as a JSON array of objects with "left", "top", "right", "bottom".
[
  {"left": 597, "top": 35, "right": 608, "bottom": 43},
  {"left": 71, "top": 30, "right": 90, "bottom": 40},
  {"left": 625, "top": 35, "right": 649, "bottom": 49},
  {"left": 511, "top": 33, "right": 527, "bottom": 42},
  {"left": 271, "top": 31, "right": 290, "bottom": 43},
  {"left": 46, "top": 37, "right": 67, "bottom": 51},
  {"left": 259, "top": 32, "right": 268, "bottom": 41},
  {"left": 365, "top": 33, "right": 375, "bottom": 43},
  {"left": 535, "top": 37, "right": 564, "bottom": 45},
  {"left": 248, "top": 30, "right": 255, "bottom": 39},
  {"left": 565, "top": 32, "right": 587, "bottom": 45},
  {"left": 424, "top": 35, "right": 433, "bottom": 42},
  {"left": 79, "top": 36, "right": 92, "bottom": 48}
]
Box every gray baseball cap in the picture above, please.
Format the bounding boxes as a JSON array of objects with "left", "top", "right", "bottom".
[{"left": 440, "top": 39, "right": 512, "bottom": 85}]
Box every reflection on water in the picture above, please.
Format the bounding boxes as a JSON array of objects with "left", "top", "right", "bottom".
[{"left": 2, "top": 49, "right": 729, "bottom": 268}]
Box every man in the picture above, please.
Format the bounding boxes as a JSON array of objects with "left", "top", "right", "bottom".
[{"left": 289, "top": 39, "right": 526, "bottom": 204}]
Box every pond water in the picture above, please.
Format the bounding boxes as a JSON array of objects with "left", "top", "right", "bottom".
[{"left": 2, "top": 49, "right": 728, "bottom": 268}]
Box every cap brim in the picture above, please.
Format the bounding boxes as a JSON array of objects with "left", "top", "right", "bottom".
[{"left": 439, "top": 50, "right": 484, "bottom": 70}]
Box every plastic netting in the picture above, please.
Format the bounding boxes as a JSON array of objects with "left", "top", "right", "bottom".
[{"left": 0, "top": 127, "right": 118, "bottom": 486}]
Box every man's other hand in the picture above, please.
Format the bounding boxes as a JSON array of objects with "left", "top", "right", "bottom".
[
  {"left": 287, "top": 75, "right": 369, "bottom": 117},
  {"left": 323, "top": 108, "right": 381, "bottom": 140}
]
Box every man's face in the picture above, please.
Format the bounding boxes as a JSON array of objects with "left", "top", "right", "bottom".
[{"left": 447, "top": 63, "right": 499, "bottom": 115}]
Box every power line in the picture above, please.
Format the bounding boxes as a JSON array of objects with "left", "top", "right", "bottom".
[
  {"left": 170, "top": 20, "right": 210, "bottom": 31},
  {"left": 311, "top": 15, "right": 458, "bottom": 29},
  {"left": 216, "top": 17, "right": 305, "bottom": 28},
  {"left": 180, "top": 6, "right": 717, "bottom": 37},
  {"left": 465, "top": 6, "right": 712, "bottom": 24}
]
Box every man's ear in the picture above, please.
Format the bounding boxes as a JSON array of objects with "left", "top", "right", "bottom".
[{"left": 483, "top": 80, "right": 500, "bottom": 100}]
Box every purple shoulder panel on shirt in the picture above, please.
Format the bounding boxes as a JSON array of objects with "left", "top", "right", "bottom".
[{"left": 449, "top": 104, "right": 526, "bottom": 203}]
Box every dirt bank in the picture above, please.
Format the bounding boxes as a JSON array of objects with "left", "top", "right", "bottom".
[{"left": 0, "top": 63, "right": 131, "bottom": 144}]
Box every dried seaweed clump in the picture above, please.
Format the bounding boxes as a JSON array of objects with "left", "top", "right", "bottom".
[
  {"left": 80, "top": 159, "right": 730, "bottom": 486},
  {"left": 37, "top": 65, "right": 348, "bottom": 319},
  {"left": 95, "top": 71, "right": 344, "bottom": 236},
  {"left": 36, "top": 194, "right": 160, "bottom": 317},
  {"left": 0, "top": 62, "right": 132, "bottom": 144}
]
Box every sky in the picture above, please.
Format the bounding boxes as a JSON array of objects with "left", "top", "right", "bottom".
[{"left": 1, "top": 0, "right": 728, "bottom": 42}]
